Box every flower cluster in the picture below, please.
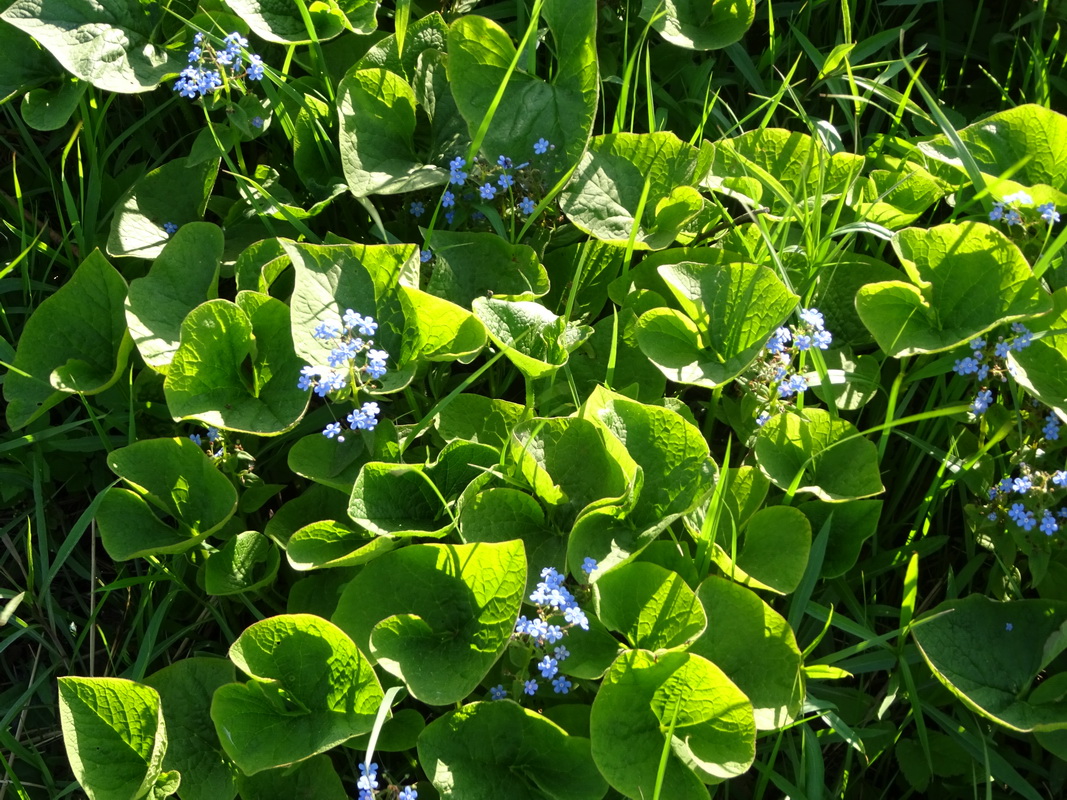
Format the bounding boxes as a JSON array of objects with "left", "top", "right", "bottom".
[
  {"left": 984, "top": 464, "right": 1067, "bottom": 538},
  {"left": 494, "top": 560, "right": 596, "bottom": 699},
  {"left": 173, "top": 32, "right": 265, "bottom": 100},
  {"left": 748, "top": 308, "right": 833, "bottom": 425},
  {"left": 409, "top": 139, "right": 556, "bottom": 232},
  {"left": 951, "top": 323, "right": 1034, "bottom": 415},
  {"left": 355, "top": 761, "right": 417, "bottom": 800},
  {"left": 297, "top": 310, "right": 388, "bottom": 440},
  {"left": 988, "top": 191, "right": 1060, "bottom": 228}
]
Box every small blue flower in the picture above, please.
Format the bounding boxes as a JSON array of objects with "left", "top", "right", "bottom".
[
  {"left": 187, "top": 46, "right": 202, "bottom": 63},
  {"left": 564, "top": 606, "right": 589, "bottom": 630},
  {"left": 353, "top": 313, "right": 378, "bottom": 337},
  {"left": 357, "top": 762, "right": 378, "bottom": 792},
  {"left": 970, "top": 388, "right": 993, "bottom": 415},
  {"left": 193, "top": 32, "right": 205, "bottom": 45},
  {"left": 251, "top": 116, "right": 263, "bottom": 129},
  {"left": 794, "top": 334, "right": 812, "bottom": 351},
  {"left": 196, "top": 69, "right": 223, "bottom": 95},
  {"left": 538, "top": 656, "right": 559, "bottom": 678},
  {"left": 163, "top": 221, "right": 179, "bottom": 235},
  {"left": 523, "top": 679, "right": 538, "bottom": 696},
  {"left": 953, "top": 356, "right": 980, "bottom": 376},
  {"left": 189, "top": 433, "right": 202, "bottom": 446},
  {"left": 989, "top": 202, "right": 1005, "bottom": 222},
  {"left": 799, "top": 308, "right": 826, "bottom": 330},
  {"left": 1004, "top": 190, "right": 1033, "bottom": 205},
  {"left": 1009, "top": 324, "right": 1033, "bottom": 351},
  {"left": 518, "top": 196, "right": 536, "bottom": 215},
  {"left": 1040, "top": 510, "right": 1058, "bottom": 536},
  {"left": 449, "top": 156, "right": 468, "bottom": 185},
  {"left": 347, "top": 402, "right": 381, "bottom": 431},
  {"left": 778, "top": 374, "right": 808, "bottom": 399},
  {"left": 314, "top": 322, "right": 341, "bottom": 340},
  {"left": 514, "top": 615, "right": 531, "bottom": 636},
  {"left": 498, "top": 173, "right": 515, "bottom": 189},
  {"left": 421, "top": 248, "right": 433, "bottom": 263},
  {"left": 1039, "top": 202, "right": 1061, "bottom": 224},
  {"left": 1044, "top": 414, "right": 1061, "bottom": 441},
  {"left": 442, "top": 190, "right": 455, "bottom": 208},
  {"left": 581, "top": 557, "right": 598, "bottom": 575},
  {"left": 812, "top": 330, "right": 833, "bottom": 349},
  {"left": 766, "top": 326, "right": 792, "bottom": 355},
  {"left": 489, "top": 685, "right": 507, "bottom": 700},
  {"left": 534, "top": 138, "right": 551, "bottom": 155},
  {"left": 497, "top": 155, "right": 513, "bottom": 168},
  {"left": 410, "top": 200, "right": 425, "bottom": 217},
  {"left": 1006, "top": 208, "right": 1023, "bottom": 226},
  {"left": 554, "top": 645, "right": 570, "bottom": 661},
  {"left": 1054, "top": 470, "right": 1067, "bottom": 488},
  {"left": 245, "top": 53, "right": 265, "bottom": 81},
  {"left": 544, "top": 624, "right": 564, "bottom": 644},
  {"left": 206, "top": 427, "right": 220, "bottom": 441},
  {"left": 365, "top": 349, "right": 389, "bottom": 380},
  {"left": 1005, "top": 622, "right": 1013, "bottom": 631},
  {"left": 755, "top": 411, "right": 771, "bottom": 427},
  {"left": 1013, "top": 476, "right": 1033, "bottom": 494},
  {"left": 398, "top": 786, "right": 418, "bottom": 800},
  {"left": 551, "top": 676, "right": 572, "bottom": 694},
  {"left": 527, "top": 618, "right": 549, "bottom": 641},
  {"left": 323, "top": 422, "right": 345, "bottom": 440},
  {"left": 970, "top": 338, "right": 986, "bottom": 350},
  {"left": 479, "top": 183, "right": 497, "bottom": 200}
]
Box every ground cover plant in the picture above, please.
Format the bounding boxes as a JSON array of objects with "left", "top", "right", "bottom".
[{"left": 2, "top": 0, "right": 1067, "bottom": 797}]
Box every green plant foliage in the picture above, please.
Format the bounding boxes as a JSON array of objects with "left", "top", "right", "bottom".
[
  {"left": 204, "top": 531, "right": 280, "bottom": 595},
  {"left": 58, "top": 677, "right": 177, "bottom": 800},
  {"left": 709, "top": 505, "right": 812, "bottom": 594},
  {"left": 474, "top": 297, "right": 591, "bottom": 379},
  {"left": 237, "top": 754, "right": 348, "bottom": 799},
  {"left": 913, "top": 595, "right": 1067, "bottom": 732},
  {"left": 211, "top": 614, "right": 383, "bottom": 775},
  {"left": 332, "top": 541, "right": 526, "bottom": 704},
  {"left": 417, "top": 701, "right": 608, "bottom": 799},
  {"left": 425, "top": 230, "right": 549, "bottom": 305},
  {"left": 590, "top": 650, "right": 756, "bottom": 797},
  {"left": 3, "top": 249, "right": 132, "bottom": 429},
  {"left": 225, "top": 0, "right": 375, "bottom": 43},
  {"left": 640, "top": 0, "right": 756, "bottom": 50},
  {"left": 856, "top": 222, "right": 1052, "bottom": 356},
  {"left": 593, "top": 561, "right": 707, "bottom": 650},
  {"left": 1, "top": 0, "right": 176, "bottom": 93}
]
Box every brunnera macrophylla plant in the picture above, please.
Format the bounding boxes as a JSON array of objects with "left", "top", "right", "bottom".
[{"left": 4, "top": 1, "right": 1067, "bottom": 798}]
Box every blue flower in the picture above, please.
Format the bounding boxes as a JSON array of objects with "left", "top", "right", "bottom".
[
  {"left": 755, "top": 411, "right": 771, "bottom": 427},
  {"left": 479, "top": 183, "right": 497, "bottom": 200},
  {"left": 497, "top": 155, "right": 513, "bottom": 168},
  {"left": 989, "top": 202, "right": 1005, "bottom": 222},
  {"left": 766, "top": 326, "right": 791, "bottom": 355},
  {"left": 323, "top": 422, "right": 345, "bottom": 440},
  {"left": 449, "top": 156, "right": 468, "bottom": 185},
  {"left": 398, "top": 787, "right": 418, "bottom": 800},
  {"left": 421, "top": 248, "right": 433, "bottom": 263},
  {"left": 1040, "top": 510, "right": 1058, "bottom": 535},
  {"left": 187, "top": 46, "right": 202, "bottom": 63},
  {"left": 1039, "top": 202, "right": 1061, "bottom": 224},
  {"left": 498, "top": 173, "right": 515, "bottom": 189},
  {"left": 1005, "top": 622, "right": 1013, "bottom": 631},
  {"left": 799, "top": 308, "right": 825, "bottom": 330},
  {"left": 551, "top": 676, "right": 572, "bottom": 694},
  {"left": 812, "top": 330, "right": 833, "bottom": 349},
  {"left": 365, "top": 349, "right": 389, "bottom": 380},
  {"left": 953, "top": 356, "right": 980, "bottom": 376},
  {"left": 514, "top": 615, "right": 531, "bottom": 636},
  {"left": 538, "top": 656, "right": 559, "bottom": 678},
  {"left": 1054, "top": 470, "right": 1067, "bottom": 488},
  {"left": 348, "top": 312, "right": 378, "bottom": 337},
  {"left": 564, "top": 606, "right": 589, "bottom": 630},
  {"left": 1006, "top": 208, "right": 1023, "bottom": 226},
  {"left": 196, "top": 69, "right": 223, "bottom": 95},
  {"left": 442, "top": 190, "right": 455, "bottom": 208},
  {"left": 357, "top": 762, "right": 378, "bottom": 792},
  {"left": 251, "top": 115, "right": 263, "bottom": 129},
  {"left": 1009, "top": 324, "right": 1033, "bottom": 351},
  {"left": 410, "top": 201, "right": 425, "bottom": 217},
  {"left": 490, "top": 684, "right": 507, "bottom": 700},
  {"left": 347, "top": 402, "right": 381, "bottom": 431},
  {"left": 1044, "top": 414, "right": 1061, "bottom": 441},
  {"left": 544, "top": 624, "right": 564, "bottom": 644},
  {"left": 163, "top": 221, "right": 179, "bottom": 235},
  {"left": 581, "top": 557, "right": 598, "bottom": 575},
  {"left": 314, "top": 322, "right": 341, "bottom": 340},
  {"left": 523, "top": 679, "right": 538, "bottom": 695},
  {"left": 1013, "top": 476, "right": 1033, "bottom": 494},
  {"left": 794, "top": 334, "right": 812, "bottom": 351},
  {"left": 206, "top": 427, "right": 220, "bottom": 441},
  {"left": 778, "top": 374, "right": 808, "bottom": 399},
  {"left": 245, "top": 53, "right": 265, "bottom": 81},
  {"left": 444, "top": 211, "right": 455, "bottom": 224},
  {"left": 518, "top": 196, "right": 536, "bottom": 215},
  {"left": 189, "top": 433, "right": 202, "bottom": 446},
  {"left": 554, "top": 645, "right": 570, "bottom": 661},
  {"left": 1004, "top": 190, "right": 1033, "bottom": 205},
  {"left": 534, "top": 138, "right": 551, "bottom": 155},
  {"left": 970, "top": 388, "right": 993, "bottom": 415}
]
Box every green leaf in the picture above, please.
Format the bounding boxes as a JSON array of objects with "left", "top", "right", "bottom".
[
  {"left": 855, "top": 222, "right": 1052, "bottom": 357},
  {"left": 509, "top": 415, "right": 639, "bottom": 521},
  {"left": 916, "top": 104, "right": 1067, "bottom": 193},
  {"left": 3, "top": 249, "right": 131, "bottom": 429},
  {"left": 58, "top": 677, "right": 173, "bottom": 800},
  {"left": 211, "top": 614, "right": 383, "bottom": 775},
  {"left": 338, "top": 67, "right": 448, "bottom": 197},
  {"left": 473, "top": 297, "right": 591, "bottom": 380},
  {"left": 283, "top": 239, "right": 414, "bottom": 394},
  {"left": 237, "top": 754, "right": 349, "bottom": 800},
  {"left": 447, "top": 0, "right": 598, "bottom": 168},
  {"left": 808, "top": 349, "right": 880, "bottom": 411},
  {"left": 20, "top": 75, "right": 84, "bottom": 131},
  {"left": 1009, "top": 288, "right": 1067, "bottom": 420},
  {"left": 640, "top": 0, "right": 755, "bottom": 50},
  {"left": 581, "top": 385, "right": 717, "bottom": 528},
  {"left": 163, "top": 293, "right": 310, "bottom": 435},
  {"left": 398, "top": 284, "right": 487, "bottom": 361},
  {"left": 348, "top": 462, "right": 453, "bottom": 538},
  {"left": 457, "top": 486, "right": 566, "bottom": 596},
  {"left": 721, "top": 466, "right": 769, "bottom": 531},
  {"left": 125, "top": 223, "right": 223, "bottom": 372},
  {"left": 433, "top": 393, "right": 525, "bottom": 448},
  {"left": 357, "top": 11, "right": 447, "bottom": 81},
  {"left": 143, "top": 658, "right": 238, "bottom": 800},
  {"left": 331, "top": 541, "right": 526, "bottom": 705},
  {"left": 637, "top": 258, "right": 798, "bottom": 388},
  {"left": 755, "top": 409, "right": 884, "bottom": 501},
  {"left": 204, "top": 531, "right": 280, "bottom": 595},
  {"left": 1, "top": 0, "right": 176, "bottom": 93},
  {"left": 797, "top": 499, "right": 883, "bottom": 578},
  {"left": 287, "top": 519, "right": 395, "bottom": 571},
  {"left": 225, "top": 0, "right": 355, "bottom": 43},
  {"left": 561, "top": 132, "right": 712, "bottom": 250},
  {"left": 704, "top": 128, "right": 864, "bottom": 213},
  {"left": 689, "top": 577, "right": 804, "bottom": 730},
  {"left": 288, "top": 433, "right": 369, "bottom": 492},
  {"left": 710, "top": 505, "right": 811, "bottom": 595},
  {"left": 849, "top": 163, "right": 946, "bottom": 229},
  {"left": 912, "top": 595, "right": 1067, "bottom": 732},
  {"left": 0, "top": 19, "right": 61, "bottom": 103},
  {"left": 425, "top": 230, "right": 549, "bottom": 307},
  {"left": 106, "top": 157, "right": 220, "bottom": 259},
  {"left": 418, "top": 701, "right": 608, "bottom": 800},
  {"left": 590, "top": 650, "right": 755, "bottom": 798},
  {"left": 594, "top": 561, "right": 707, "bottom": 651},
  {"left": 345, "top": 707, "right": 425, "bottom": 752},
  {"left": 97, "top": 437, "right": 238, "bottom": 561}
]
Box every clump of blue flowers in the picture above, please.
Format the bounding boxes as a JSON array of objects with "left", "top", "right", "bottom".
[
  {"left": 988, "top": 191, "right": 1060, "bottom": 228},
  {"left": 492, "top": 559, "right": 596, "bottom": 701},
  {"left": 750, "top": 307, "right": 833, "bottom": 425},
  {"left": 173, "top": 31, "right": 265, "bottom": 100},
  {"left": 354, "top": 759, "right": 417, "bottom": 800},
  {"left": 984, "top": 464, "right": 1067, "bottom": 539},
  {"left": 298, "top": 310, "right": 388, "bottom": 441},
  {"left": 951, "top": 323, "right": 1034, "bottom": 416}
]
